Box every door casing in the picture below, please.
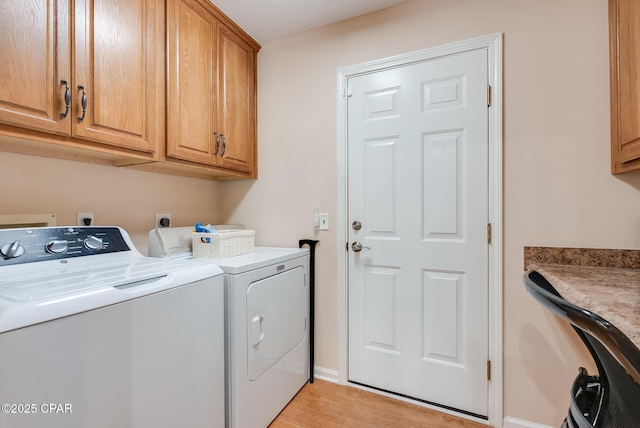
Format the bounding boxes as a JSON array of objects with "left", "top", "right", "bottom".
[{"left": 336, "top": 33, "right": 503, "bottom": 426}]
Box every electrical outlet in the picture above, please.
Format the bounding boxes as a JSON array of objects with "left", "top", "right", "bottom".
[
  {"left": 155, "top": 213, "right": 172, "bottom": 228},
  {"left": 77, "top": 212, "right": 94, "bottom": 226},
  {"left": 319, "top": 213, "right": 330, "bottom": 230}
]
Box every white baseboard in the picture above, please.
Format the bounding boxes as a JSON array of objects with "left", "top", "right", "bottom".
[
  {"left": 503, "top": 416, "right": 554, "bottom": 428},
  {"left": 313, "top": 366, "right": 338, "bottom": 383}
]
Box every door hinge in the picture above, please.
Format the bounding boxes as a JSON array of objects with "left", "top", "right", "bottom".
[
  {"left": 487, "top": 85, "right": 492, "bottom": 107},
  {"left": 487, "top": 223, "right": 492, "bottom": 245},
  {"left": 487, "top": 359, "right": 491, "bottom": 381},
  {"left": 345, "top": 86, "right": 353, "bottom": 97}
]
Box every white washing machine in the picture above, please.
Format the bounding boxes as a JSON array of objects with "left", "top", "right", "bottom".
[
  {"left": 0, "top": 226, "right": 226, "bottom": 428},
  {"left": 149, "top": 227, "right": 310, "bottom": 428}
]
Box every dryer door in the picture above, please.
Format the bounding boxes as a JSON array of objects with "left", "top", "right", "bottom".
[{"left": 246, "top": 266, "right": 306, "bottom": 381}]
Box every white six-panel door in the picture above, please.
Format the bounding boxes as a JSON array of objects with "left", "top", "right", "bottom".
[{"left": 347, "top": 48, "right": 489, "bottom": 417}]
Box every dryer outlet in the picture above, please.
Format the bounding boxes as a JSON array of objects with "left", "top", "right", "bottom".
[
  {"left": 155, "top": 213, "right": 172, "bottom": 228},
  {"left": 77, "top": 212, "right": 94, "bottom": 226}
]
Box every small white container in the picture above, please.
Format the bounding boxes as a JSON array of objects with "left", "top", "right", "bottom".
[{"left": 192, "top": 229, "right": 255, "bottom": 258}]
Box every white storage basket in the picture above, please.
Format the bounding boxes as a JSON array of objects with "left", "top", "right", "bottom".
[{"left": 192, "top": 229, "right": 255, "bottom": 258}]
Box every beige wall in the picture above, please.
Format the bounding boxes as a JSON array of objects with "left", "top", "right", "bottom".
[
  {"left": 0, "top": 151, "right": 224, "bottom": 254},
  {"left": 4, "top": 0, "right": 640, "bottom": 426},
  {"left": 222, "top": 0, "right": 640, "bottom": 426}
]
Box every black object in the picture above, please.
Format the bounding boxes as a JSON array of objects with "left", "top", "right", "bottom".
[
  {"left": 60, "top": 80, "right": 70, "bottom": 119},
  {"left": 159, "top": 217, "right": 171, "bottom": 227},
  {"left": 0, "top": 227, "right": 130, "bottom": 266},
  {"left": 299, "top": 239, "right": 319, "bottom": 383},
  {"left": 523, "top": 270, "right": 640, "bottom": 428},
  {"left": 77, "top": 85, "right": 87, "bottom": 123}
]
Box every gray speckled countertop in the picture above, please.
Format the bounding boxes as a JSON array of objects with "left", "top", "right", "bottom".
[{"left": 525, "top": 246, "right": 640, "bottom": 352}]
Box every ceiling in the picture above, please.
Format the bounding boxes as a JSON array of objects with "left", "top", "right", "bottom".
[{"left": 210, "top": 0, "right": 409, "bottom": 44}]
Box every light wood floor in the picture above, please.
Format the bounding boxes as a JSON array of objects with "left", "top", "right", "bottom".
[{"left": 269, "top": 380, "right": 489, "bottom": 428}]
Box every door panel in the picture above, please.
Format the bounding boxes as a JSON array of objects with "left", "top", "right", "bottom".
[
  {"left": 0, "top": 0, "right": 70, "bottom": 135},
  {"left": 218, "top": 26, "right": 256, "bottom": 174},
  {"left": 74, "top": 0, "right": 161, "bottom": 154},
  {"left": 364, "top": 139, "right": 397, "bottom": 236},
  {"left": 422, "top": 270, "right": 463, "bottom": 364},
  {"left": 364, "top": 266, "right": 399, "bottom": 353},
  {"left": 348, "top": 49, "right": 489, "bottom": 416},
  {"left": 167, "top": 0, "right": 219, "bottom": 165},
  {"left": 246, "top": 267, "right": 306, "bottom": 381}
]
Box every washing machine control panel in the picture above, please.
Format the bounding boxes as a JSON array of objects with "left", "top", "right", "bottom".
[{"left": 0, "top": 227, "right": 130, "bottom": 266}]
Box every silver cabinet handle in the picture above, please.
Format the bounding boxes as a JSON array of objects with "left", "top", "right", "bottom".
[
  {"left": 220, "top": 134, "right": 227, "bottom": 157},
  {"left": 213, "top": 132, "right": 220, "bottom": 156},
  {"left": 77, "top": 85, "right": 87, "bottom": 122},
  {"left": 351, "top": 242, "right": 370, "bottom": 252},
  {"left": 60, "top": 80, "right": 70, "bottom": 119}
]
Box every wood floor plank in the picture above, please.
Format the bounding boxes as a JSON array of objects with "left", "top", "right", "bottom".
[{"left": 269, "top": 380, "right": 489, "bottom": 428}]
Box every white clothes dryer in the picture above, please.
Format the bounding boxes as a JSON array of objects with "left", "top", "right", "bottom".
[{"left": 149, "top": 227, "right": 310, "bottom": 428}]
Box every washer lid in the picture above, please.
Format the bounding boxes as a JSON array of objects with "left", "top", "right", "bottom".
[
  {"left": 0, "top": 257, "right": 221, "bottom": 302},
  {"left": 0, "top": 257, "right": 223, "bottom": 333}
]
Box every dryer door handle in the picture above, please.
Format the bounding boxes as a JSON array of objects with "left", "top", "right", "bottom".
[{"left": 250, "top": 315, "right": 264, "bottom": 346}]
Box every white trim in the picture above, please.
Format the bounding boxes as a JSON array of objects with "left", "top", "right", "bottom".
[
  {"left": 313, "top": 366, "right": 339, "bottom": 383},
  {"left": 503, "top": 416, "right": 555, "bottom": 428},
  {"left": 336, "top": 33, "right": 503, "bottom": 426}
]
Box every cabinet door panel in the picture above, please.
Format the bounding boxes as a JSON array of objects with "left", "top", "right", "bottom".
[
  {"left": 616, "top": 1, "right": 640, "bottom": 152},
  {"left": 74, "top": 0, "right": 161, "bottom": 154},
  {"left": 0, "top": 0, "right": 70, "bottom": 135},
  {"left": 611, "top": 0, "right": 640, "bottom": 172},
  {"left": 167, "top": 0, "right": 218, "bottom": 165},
  {"left": 218, "top": 26, "right": 256, "bottom": 174}
]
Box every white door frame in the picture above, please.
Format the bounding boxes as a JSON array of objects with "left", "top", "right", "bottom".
[{"left": 336, "top": 33, "right": 503, "bottom": 425}]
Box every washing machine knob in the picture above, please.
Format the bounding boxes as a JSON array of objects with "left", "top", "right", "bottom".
[
  {"left": 1, "top": 240, "right": 25, "bottom": 259},
  {"left": 45, "top": 240, "right": 68, "bottom": 254},
  {"left": 83, "top": 235, "right": 103, "bottom": 251}
]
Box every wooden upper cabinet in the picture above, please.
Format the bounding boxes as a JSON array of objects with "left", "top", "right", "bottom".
[
  {"left": 217, "top": 25, "right": 257, "bottom": 174},
  {"left": 0, "top": 0, "right": 163, "bottom": 156},
  {"left": 0, "top": 0, "right": 256, "bottom": 179},
  {"left": 73, "top": 0, "right": 163, "bottom": 154},
  {"left": 167, "top": 0, "right": 220, "bottom": 166},
  {"left": 610, "top": 0, "right": 640, "bottom": 173},
  {"left": 0, "top": 0, "right": 71, "bottom": 135},
  {"left": 167, "top": 0, "right": 259, "bottom": 176}
]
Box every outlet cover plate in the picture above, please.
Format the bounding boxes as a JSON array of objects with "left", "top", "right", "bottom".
[
  {"left": 155, "top": 213, "right": 172, "bottom": 228},
  {"left": 77, "top": 212, "right": 94, "bottom": 226}
]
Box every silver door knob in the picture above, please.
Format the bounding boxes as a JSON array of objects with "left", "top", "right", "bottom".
[
  {"left": 351, "top": 241, "right": 370, "bottom": 252},
  {"left": 352, "top": 220, "right": 362, "bottom": 231}
]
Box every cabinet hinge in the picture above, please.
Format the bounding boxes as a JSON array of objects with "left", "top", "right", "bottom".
[
  {"left": 345, "top": 87, "right": 353, "bottom": 97},
  {"left": 487, "top": 85, "right": 492, "bottom": 107},
  {"left": 487, "top": 223, "right": 492, "bottom": 245},
  {"left": 346, "top": 242, "right": 349, "bottom": 251},
  {"left": 487, "top": 359, "right": 491, "bottom": 381}
]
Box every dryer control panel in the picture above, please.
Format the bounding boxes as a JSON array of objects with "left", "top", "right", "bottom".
[{"left": 0, "top": 227, "right": 130, "bottom": 266}]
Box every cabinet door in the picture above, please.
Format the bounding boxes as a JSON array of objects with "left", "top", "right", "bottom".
[
  {"left": 218, "top": 25, "right": 257, "bottom": 175},
  {"left": 0, "top": 0, "right": 71, "bottom": 135},
  {"left": 73, "top": 0, "right": 162, "bottom": 155},
  {"left": 610, "top": 0, "right": 640, "bottom": 173},
  {"left": 167, "top": 0, "right": 220, "bottom": 166}
]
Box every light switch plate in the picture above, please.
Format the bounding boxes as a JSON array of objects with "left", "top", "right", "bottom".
[{"left": 319, "top": 213, "right": 330, "bottom": 230}]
